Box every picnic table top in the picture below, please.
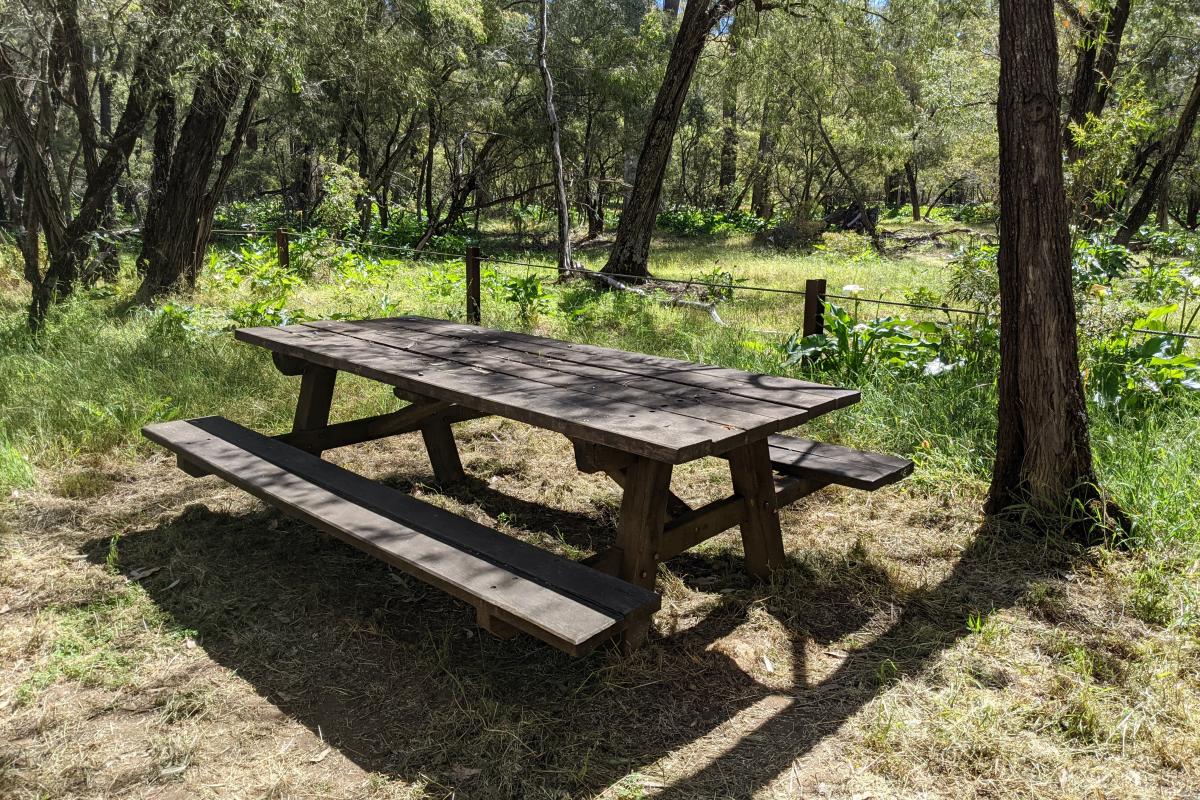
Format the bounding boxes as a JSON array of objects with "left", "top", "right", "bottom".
[{"left": 235, "top": 316, "right": 859, "bottom": 464}]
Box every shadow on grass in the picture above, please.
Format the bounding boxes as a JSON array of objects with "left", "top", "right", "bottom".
[{"left": 85, "top": 490, "right": 1061, "bottom": 798}]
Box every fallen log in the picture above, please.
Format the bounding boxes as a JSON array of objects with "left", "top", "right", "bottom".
[{"left": 592, "top": 271, "right": 728, "bottom": 326}]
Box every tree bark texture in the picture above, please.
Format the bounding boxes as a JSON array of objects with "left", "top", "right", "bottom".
[
  {"left": 989, "top": 0, "right": 1102, "bottom": 530},
  {"left": 136, "top": 62, "right": 263, "bottom": 301},
  {"left": 1064, "top": 0, "right": 1132, "bottom": 162}
]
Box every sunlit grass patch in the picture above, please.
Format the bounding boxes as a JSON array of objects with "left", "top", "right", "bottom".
[{"left": 15, "top": 584, "right": 190, "bottom": 707}]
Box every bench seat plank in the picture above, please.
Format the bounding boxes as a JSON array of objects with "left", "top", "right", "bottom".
[
  {"left": 766, "top": 435, "right": 914, "bottom": 491},
  {"left": 142, "top": 416, "right": 660, "bottom": 656}
]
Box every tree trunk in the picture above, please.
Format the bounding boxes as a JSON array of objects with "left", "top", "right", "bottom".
[
  {"left": 1064, "top": 0, "right": 1132, "bottom": 162},
  {"left": 1115, "top": 65, "right": 1200, "bottom": 245},
  {"left": 989, "top": 0, "right": 1107, "bottom": 536},
  {"left": 537, "top": 0, "right": 575, "bottom": 276},
  {"left": 139, "top": 88, "right": 177, "bottom": 274},
  {"left": 602, "top": 0, "right": 738, "bottom": 280},
  {"left": 904, "top": 160, "right": 920, "bottom": 222},
  {"left": 0, "top": 35, "right": 156, "bottom": 327},
  {"left": 1186, "top": 186, "right": 1199, "bottom": 229},
  {"left": 717, "top": 23, "right": 739, "bottom": 210},
  {"left": 752, "top": 97, "right": 774, "bottom": 220},
  {"left": 816, "top": 112, "right": 884, "bottom": 253},
  {"left": 136, "top": 62, "right": 262, "bottom": 301}
]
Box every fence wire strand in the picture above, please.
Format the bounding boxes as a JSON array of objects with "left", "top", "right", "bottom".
[{"left": 111, "top": 226, "right": 1200, "bottom": 343}]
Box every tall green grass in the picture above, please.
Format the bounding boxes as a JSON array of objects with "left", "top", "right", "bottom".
[{"left": 0, "top": 251, "right": 1195, "bottom": 555}]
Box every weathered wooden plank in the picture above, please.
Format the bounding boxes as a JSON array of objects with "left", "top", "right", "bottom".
[
  {"left": 304, "top": 320, "right": 763, "bottom": 450},
  {"left": 374, "top": 316, "right": 859, "bottom": 412},
  {"left": 773, "top": 474, "right": 828, "bottom": 507},
  {"left": 658, "top": 495, "right": 746, "bottom": 561},
  {"left": 276, "top": 401, "right": 454, "bottom": 451},
  {"left": 766, "top": 435, "right": 913, "bottom": 491},
  {"left": 143, "top": 417, "right": 660, "bottom": 655},
  {"left": 728, "top": 439, "right": 786, "bottom": 579},
  {"left": 236, "top": 325, "right": 725, "bottom": 463},
  {"left": 342, "top": 318, "right": 801, "bottom": 432}
]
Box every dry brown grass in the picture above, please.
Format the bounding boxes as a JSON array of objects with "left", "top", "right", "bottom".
[{"left": 1, "top": 418, "right": 1197, "bottom": 799}]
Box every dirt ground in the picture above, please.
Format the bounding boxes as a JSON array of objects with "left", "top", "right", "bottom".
[{"left": 1, "top": 417, "right": 1196, "bottom": 799}]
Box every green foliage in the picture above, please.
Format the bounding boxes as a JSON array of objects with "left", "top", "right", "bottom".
[
  {"left": 212, "top": 198, "right": 292, "bottom": 232},
  {"left": 312, "top": 163, "right": 367, "bottom": 235},
  {"left": 1073, "top": 234, "right": 1134, "bottom": 287},
  {"left": 1086, "top": 305, "right": 1200, "bottom": 410},
  {"left": 502, "top": 273, "right": 551, "bottom": 323},
  {"left": 692, "top": 268, "right": 745, "bottom": 303},
  {"left": 949, "top": 202, "right": 999, "bottom": 224},
  {"left": 0, "top": 432, "right": 34, "bottom": 491},
  {"left": 781, "top": 303, "right": 951, "bottom": 379},
  {"left": 656, "top": 207, "right": 765, "bottom": 237}
]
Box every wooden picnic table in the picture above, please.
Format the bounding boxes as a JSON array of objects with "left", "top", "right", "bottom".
[{"left": 144, "top": 316, "right": 911, "bottom": 656}]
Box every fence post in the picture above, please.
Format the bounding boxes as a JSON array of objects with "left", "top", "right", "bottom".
[
  {"left": 276, "top": 228, "right": 290, "bottom": 271},
  {"left": 802, "top": 278, "right": 827, "bottom": 337},
  {"left": 465, "top": 245, "right": 481, "bottom": 325}
]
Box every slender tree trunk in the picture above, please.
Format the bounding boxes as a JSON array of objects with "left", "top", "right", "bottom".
[
  {"left": 989, "top": 0, "right": 1108, "bottom": 536},
  {"left": 139, "top": 89, "right": 176, "bottom": 273},
  {"left": 904, "top": 160, "right": 920, "bottom": 222},
  {"left": 1065, "top": 0, "right": 1132, "bottom": 161},
  {"left": 816, "top": 112, "right": 884, "bottom": 253},
  {"left": 1186, "top": 186, "right": 1199, "bottom": 229},
  {"left": 1115, "top": 65, "right": 1200, "bottom": 245},
  {"left": 752, "top": 97, "right": 774, "bottom": 220},
  {"left": 717, "top": 23, "right": 739, "bottom": 209},
  {"left": 537, "top": 0, "right": 575, "bottom": 276},
  {"left": 602, "top": 0, "right": 738, "bottom": 280}
]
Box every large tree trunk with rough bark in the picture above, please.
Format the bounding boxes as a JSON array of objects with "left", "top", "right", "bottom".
[
  {"left": 1114, "top": 65, "right": 1200, "bottom": 245},
  {"left": 601, "top": 0, "right": 738, "bottom": 280},
  {"left": 989, "top": 0, "right": 1108, "bottom": 536},
  {"left": 136, "top": 63, "right": 261, "bottom": 301}
]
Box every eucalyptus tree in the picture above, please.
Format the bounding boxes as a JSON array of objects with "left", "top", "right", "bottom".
[
  {"left": 135, "top": 0, "right": 289, "bottom": 301},
  {"left": 0, "top": 0, "right": 174, "bottom": 325},
  {"left": 601, "top": 0, "right": 743, "bottom": 280},
  {"left": 990, "top": 0, "right": 1116, "bottom": 535}
]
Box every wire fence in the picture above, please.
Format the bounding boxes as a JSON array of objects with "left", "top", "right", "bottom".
[{"left": 161, "top": 226, "right": 1200, "bottom": 345}]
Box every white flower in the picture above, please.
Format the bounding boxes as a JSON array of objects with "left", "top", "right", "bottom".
[{"left": 842, "top": 283, "right": 865, "bottom": 294}]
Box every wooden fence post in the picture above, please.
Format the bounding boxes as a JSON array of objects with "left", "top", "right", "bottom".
[
  {"left": 802, "top": 278, "right": 827, "bottom": 337},
  {"left": 465, "top": 245, "right": 481, "bottom": 324},
  {"left": 276, "top": 228, "right": 290, "bottom": 271}
]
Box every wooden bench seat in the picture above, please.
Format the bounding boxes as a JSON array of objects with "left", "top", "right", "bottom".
[
  {"left": 766, "top": 435, "right": 913, "bottom": 490},
  {"left": 142, "top": 416, "right": 660, "bottom": 656}
]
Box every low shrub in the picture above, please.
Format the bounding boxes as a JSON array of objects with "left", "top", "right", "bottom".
[{"left": 656, "top": 207, "right": 765, "bottom": 237}]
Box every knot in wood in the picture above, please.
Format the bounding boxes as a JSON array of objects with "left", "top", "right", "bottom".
[{"left": 1022, "top": 93, "right": 1052, "bottom": 124}]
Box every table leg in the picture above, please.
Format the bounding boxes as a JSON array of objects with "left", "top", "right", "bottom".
[
  {"left": 727, "top": 438, "right": 786, "bottom": 579},
  {"left": 613, "top": 455, "right": 673, "bottom": 653},
  {"left": 292, "top": 365, "right": 337, "bottom": 456},
  {"left": 420, "top": 417, "right": 465, "bottom": 484}
]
